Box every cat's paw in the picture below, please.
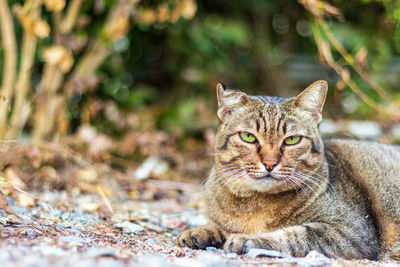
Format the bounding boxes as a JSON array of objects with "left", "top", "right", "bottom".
[
  {"left": 176, "top": 225, "right": 224, "bottom": 249},
  {"left": 224, "top": 234, "right": 263, "bottom": 254}
]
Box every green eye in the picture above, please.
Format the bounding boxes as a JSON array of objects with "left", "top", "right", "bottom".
[
  {"left": 240, "top": 132, "right": 257, "bottom": 143},
  {"left": 284, "top": 136, "right": 301, "bottom": 145}
]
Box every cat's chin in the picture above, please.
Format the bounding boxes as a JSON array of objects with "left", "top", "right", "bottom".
[
  {"left": 225, "top": 175, "right": 293, "bottom": 196},
  {"left": 242, "top": 174, "right": 295, "bottom": 194}
]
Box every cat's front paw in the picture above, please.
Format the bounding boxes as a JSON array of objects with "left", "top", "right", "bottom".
[
  {"left": 176, "top": 225, "right": 224, "bottom": 249},
  {"left": 224, "top": 234, "right": 264, "bottom": 254}
]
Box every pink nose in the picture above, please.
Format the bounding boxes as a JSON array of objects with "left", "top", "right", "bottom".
[{"left": 263, "top": 161, "right": 278, "bottom": 171}]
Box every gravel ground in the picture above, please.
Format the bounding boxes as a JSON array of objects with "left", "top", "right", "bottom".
[{"left": 1, "top": 189, "right": 400, "bottom": 267}]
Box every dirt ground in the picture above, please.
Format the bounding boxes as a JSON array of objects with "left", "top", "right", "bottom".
[
  {"left": 1, "top": 189, "right": 399, "bottom": 267},
  {"left": 0, "top": 143, "right": 400, "bottom": 267}
]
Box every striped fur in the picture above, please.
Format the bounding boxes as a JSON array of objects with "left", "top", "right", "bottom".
[{"left": 177, "top": 81, "right": 400, "bottom": 261}]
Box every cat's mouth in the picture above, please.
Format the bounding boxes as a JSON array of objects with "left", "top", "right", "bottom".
[{"left": 256, "top": 174, "right": 279, "bottom": 181}]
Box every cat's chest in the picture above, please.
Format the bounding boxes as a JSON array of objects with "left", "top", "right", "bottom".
[
  {"left": 216, "top": 207, "right": 283, "bottom": 234},
  {"left": 234, "top": 211, "right": 278, "bottom": 234}
]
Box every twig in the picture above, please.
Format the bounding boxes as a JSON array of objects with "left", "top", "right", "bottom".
[
  {"left": 6, "top": 0, "right": 41, "bottom": 139},
  {"left": 318, "top": 20, "right": 399, "bottom": 111},
  {"left": 60, "top": 0, "right": 83, "bottom": 33},
  {"left": 97, "top": 185, "right": 114, "bottom": 214},
  {"left": 310, "top": 21, "right": 398, "bottom": 120},
  {"left": 0, "top": 0, "right": 17, "bottom": 138}
]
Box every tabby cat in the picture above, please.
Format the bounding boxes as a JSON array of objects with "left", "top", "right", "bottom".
[{"left": 176, "top": 80, "right": 400, "bottom": 261}]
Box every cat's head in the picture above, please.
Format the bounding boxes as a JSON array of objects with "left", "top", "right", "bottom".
[{"left": 213, "top": 81, "right": 328, "bottom": 196}]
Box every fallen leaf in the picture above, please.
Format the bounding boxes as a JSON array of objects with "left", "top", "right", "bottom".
[
  {"left": 0, "top": 190, "right": 16, "bottom": 215},
  {"left": 43, "top": 0, "right": 66, "bottom": 12},
  {"left": 34, "top": 19, "right": 50, "bottom": 38}
]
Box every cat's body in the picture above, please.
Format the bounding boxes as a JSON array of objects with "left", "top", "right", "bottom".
[{"left": 177, "top": 81, "right": 400, "bottom": 260}]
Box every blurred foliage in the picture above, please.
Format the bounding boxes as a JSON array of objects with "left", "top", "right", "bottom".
[
  {"left": 2, "top": 0, "right": 400, "bottom": 142},
  {"left": 92, "top": 0, "right": 400, "bottom": 131}
]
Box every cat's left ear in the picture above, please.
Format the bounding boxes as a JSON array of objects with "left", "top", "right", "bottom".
[
  {"left": 216, "top": 83, "right": 249, "bottom": 121},
  {"left": 293, "top": 80, "right": 328, "bottom": 123}
]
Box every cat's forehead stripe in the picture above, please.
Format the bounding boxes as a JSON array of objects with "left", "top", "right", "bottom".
[{"left": 253, "top": 95, "right": 288, "bottom": 104}]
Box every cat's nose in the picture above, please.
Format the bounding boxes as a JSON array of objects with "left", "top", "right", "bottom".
[{"left": 263, "top": 160, "right": 278, "bottom": 172}]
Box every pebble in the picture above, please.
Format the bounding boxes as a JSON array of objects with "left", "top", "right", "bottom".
[
  {"left": 114, "top": 221, "right": 144, "bottom": 233},
  {"left": 225, "top": 252, "right": 237, "bottom": 259},
  {"left": 25, "top": 229, "right": 37, "bottom": 238},
  {"left": 135, "top": 254, "right": 170, "bottom": 267},
  {"left": 246, "top": 248, "right": 290, "bottom": 259},
  {"left": 60, "top": 236, "right": 92, "bottom": 245},
  {"left": 85, "top": 248, "right": 116, "bottom": 258},
  {"left": 205, "top": 246, "right": 218, "bottom": 252},
  {"left": 305, "top": 250, "right": 330, "bottom": 260},
  {"left": 347, "top": 121, "right": 382, "bottom": 139},
  {"left": 186, "top": 214, "right": 208, "bottom": 227},
  {"left": 147, "top": 238, "right": 156, "bottom": 246}
]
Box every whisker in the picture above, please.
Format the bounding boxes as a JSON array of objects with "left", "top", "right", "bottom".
[
  {"left": 314, "top": 159, "right": 337, "bottom": 168},
  {"left": 302, "top": 169, "right": 337, "bottom": 195},
  {"left": 288, "top": 174, "right": 311, "bottom": 197},
  {"left": 292, "top": 172, "right": 325, "bottom": 196}
]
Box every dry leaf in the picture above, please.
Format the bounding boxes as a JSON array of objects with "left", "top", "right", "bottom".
[
  {"left": 42, "top": 45, "right": 74, "bottom": 72},
  {"left": 355, "top": 47, "right": 368, "bottom": 69},
  {"left": 299, "top": 0, "right": 343, "bottom": 21},
  {"left": 77, "top": 168, "right": 98, "bottom": 183},
  {"left": 335, "top": 79, "right": 346, "bottom": 92},
  {"left": 34, "top": 19, "right": 50, "bottom": 38},
  {"left": 0, "top": 95, "right": 10, "bottom": 111},
  {"left": 59, "top": 50, "right": 74, "bottom": 72},
  {"left": 43, "top": 0, "right": 66, "bottom": 12},
  {"left": 17, "top": 193, "right": 35, "bottom": 207},
  {"left": 181, "top": 0, "right": 197, "bottom": 19},
  {"left": 4, "top": 167, "right": 26, "bottom": 190},
  {"left": 107, "top": 16, "right": 130, "bottom": 40},
  {"left": 43, "top": 45, "right": 66, "bottom": 65},
  {"left": 0, "top": 190, "right": 15, "bottom": 215},
  {"left": 157, "top": 3, "right": 169, "bottom": 23},
  {"left": 339, "top": 67, "right": 350, "bottom": 83},
  {"left": 137, "top": 9, "right": 156, "bottom": 25},
  {"left": 170, "top": 4, "right": 182, "bottom": 23},
  {"left": 19, "top": 14, "right": 35, "bottom": 35},
  {"left": 317, "top": 39, "right": 334, "bottom": 64}
]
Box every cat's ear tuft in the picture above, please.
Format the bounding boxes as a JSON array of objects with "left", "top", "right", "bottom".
[
  {"left": 216, "top": 83, "right": 249, "bottom": 121},
  {"left": 293, "top": 80, "right": 328, "bottom": 123}
]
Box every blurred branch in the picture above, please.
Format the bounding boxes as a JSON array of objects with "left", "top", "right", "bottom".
[
  {"left": 318, "top": 21, "right": 398, "bottom": 110},
  {"left": 6, "top": 0, "right": 42, "bottom": 139},
  {"left": 32, "top": 0, "right": 139, "bottom": 142},
  {"left": 310, "top": 20, "right": 400, "bottom": 121},
  {"left": 60, "top": 0, "right": 83, "bottom": 33},
  {"left": 67, "top": 0, "right": 138, "bottom": 93},
  {"left": 300, "top": 0, "right": 400, "bottom": 121},
  {"left": 0, "top": 0, "right": 17, "bottom": 138},
  {"left": 32, "top": 0, "right": 75, "bottom": 142}
]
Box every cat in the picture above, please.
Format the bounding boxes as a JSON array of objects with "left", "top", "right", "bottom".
[{"left": 176, "top": 80, "right": 400, "bottom": 261}]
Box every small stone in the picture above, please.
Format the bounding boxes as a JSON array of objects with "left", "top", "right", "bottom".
[
  {"left": 347, "top": 121, "right": 382, "bottom": 139},
  {"left": 60, "top": 235, "right": 92, "bottom": 245},
  {"left": 25, "top": 229, "right": 37, "bottom": 238},
  {"left": 247, "top": 248, "right": 290, "bottom": 259},
  {"left": 173, "top": 257, "right": 203, "bottom": 267},
  {"left": 147, "top": 239, "right": 156, "bottom": 246},
  {"left": 186, "top": 214, "right": 208, "bottom": 227},
  {"left": 135, "top": 254, "right": 169, "bottom": 267},
  {"left": 305, "top": 250, "right": 330, "bottom": 260},
  {"left": 320, "top": 119, "right": 339, "bottom": 135},
  {"left": 196, "top": 252, "right": 223, "bottom": 265},
  {"left": 225, "top": 252, "right": 237, "bottom": 259},
  {"left": 114, "top": 221, "right": 144, "bottom": 233},
  {"left": 86, "top": 248, "right": 116, "bottom": 258},
  {"left": 205, "top": 246, "right": 218, "bottom": 252}
]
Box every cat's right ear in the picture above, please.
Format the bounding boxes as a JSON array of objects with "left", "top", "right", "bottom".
[{"left": 216, "top": 83, "right": 249, "bottom": 121}]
